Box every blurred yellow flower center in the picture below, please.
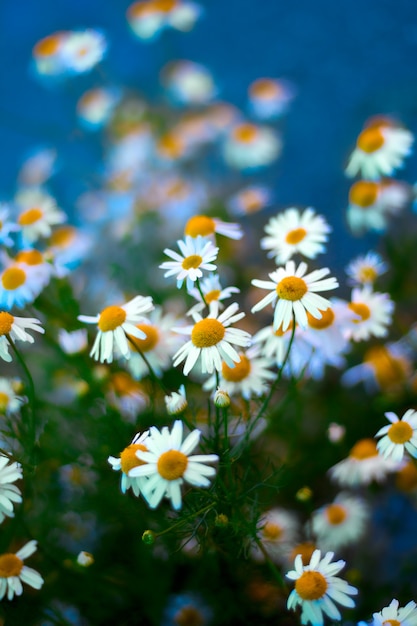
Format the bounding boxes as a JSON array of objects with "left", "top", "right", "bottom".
[
  {"left": 173, "top": 605, "right": 204, "bottom": 626},
  {"left": 350, "top": 438, "right": 378, "bottom": 460},
  {"left": 388, "top": 421, "right": 413, "bottom": 444},
  {"left": 130, "top": 324, "right": 159, "bottom": 352},
  {"left": 0, "top": 312, "right": 14, "bottom": 336},
  {"left": 295, "top": 571, "right": 328, "bottom": 601},
  {"left": 0, "top": 554, "right": 23, "bottom": 578},
  {"left": 307, "top": 308, "right": 334, "bottom": 329},
  {"left": 191, "top": 318, "right": 225, "bottom": 347},
  {"left": 98, "top": 306, "right": 126, "bottom": 332},
  {"left": 185, "top": 215, "right": 216, "bottom": 237},
  {"left": 120, "top": 443, "right": 148, "bottom": 474},
  {"left": 357, "top": 127, "right": 385, "bottom": 153},
  {"left": 157, "top": 450, "right": 188, "bottom": 480},
  {"left": 205, "top": 289, "right": 221, "bottom": 303},
  {"left": 222, "top": 355, "right": 251, "bottom": 382},
  {"left": 158, "top": 133, "right": 183, "bottom": 158},
  {"left": 276, "top": 276, "right": 307, "bottom": 301},
  {"left": 0, "top": 392, "right": 9, "bottom": 412},
  {"left": 326, "top": 504, "right": 347, "bottom": 525},
  {"left": 241, "top": 190, "right": 263, "bottom": 213},
  {"left": 18, "top": 208, "right": 43, "bottom": 226},
  {"left": 358, "top": 266, "right": 378, "bottom": 283},
  {"left": 290, "top": 542, "right": 316, "bottom": 566},
  {"left": 250, "top": 78, "right": 279, "bottom": 99},
  {"left": 50, "top": 226, "right": 76, "bottom": 247},
  {"left": 233, "top": 123, "right": 258, "bottom": 143},
  {"left": 2, "top": 268, "right": 26, "bottom": 291},
  {"left": 364, "top": 346, "right": 409, "bottom": 390},
  {"left": 15, "top": 250, "right": 44, "bottom": 266},
  {"left": 152, "top": 0, "right": 178, "bottom": 12},
  {"left": 285, "top": 228, "right": 307, "bottom": 245},
  {"left": 34, "top": 34, "right": 61, "bottom": 57},
  {"left": 349, "top": 302, "right": 371, "bottom": 322},
  {"left": 263, "top": 521, "right": 283, "bottom": 540},
  {"left": 111, "top": 372, "right": 141, "bottom": 395},
  {"left": 182, "top": 255, "right": 203, "bottom": 270},
  {"left": 274, "top": 322, "right": 293, "bottom": 336},
  {"left": 349, "top": 181, "right": 379, "bottom": 208},
  {"left": 383, "top": 621, "right": 401, "bottom": 626},
  {"left": 166, "top": 180, "right": 187, "bottom": 199},
  {"left": 396, "top": 461, "right": 417, "bottom": 492}
]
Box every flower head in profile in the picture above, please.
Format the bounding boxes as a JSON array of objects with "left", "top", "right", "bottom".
[
  {"left": 184, "top": 214, "right": 242, "bottom": 240},
  {"left": 160, "top": 235, "right": 218, "bottom": 291},
  {"left": 108, "top": 431, "right": 149, "bottom": 497},
  {"left": 346, "top": 286, "right": 394, "bottom": 341},
  {"left": 0, "top": 378, "right": 26, "bottom": 416},
  {"left": 15, "top": 189, "right": 66, "bottom": 244},
  {"left": 0, "top": 312, "right": 44, "bottom": 362},
  {"left": 223, "top": 122, "right": 282, "bottom": 170},
  {"left": 78, "top": 295, "right": 154, "bottom": 363},
  {"left": 251, "top": 260, "right": 338, "bottom": 331},
  {"left": 328, "top": 438, "right": 399, "bottom": 487},
  {"left": 251, "top": 507, "right": 300, "bottom": 564},
  {"left": 372, "top": 599, "right": 417, "bottom": 626},
  {"left": 165, "top": 385, "right": 187, "bottom": 416},
  {"left": 228, "top": 185, "right": 272, "bottom": 216},
  {"left": 286, "top": 549, "right": 358, "bottom": 626},
  {"left": 60, "top": 29, "right": 107, "bottom": 73},
  {"left": 0, "top": 540, "right": 44, "bottom": 601},
  {"left": 375, "top": 409, "right": 417, "bottom": 462},
  {"left": 345, "top": 251, "right": 388, "bottom": 286},
  {"left": 129, "top": 420, "right": 219, "bottom": 510},
  {"left": 172, "top": 301, "right": 251, "bottom": 376},
  {"left": 248, "top": 77, "right": 296, "bottom": 119},
  {"left": 0, "top": 454, "right": 23, "bottom": 524}
]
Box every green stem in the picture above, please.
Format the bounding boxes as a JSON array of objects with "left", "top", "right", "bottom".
[
  {"left": 152, "top": 503, "right": 214, "bottom": 538},
  {"left": 195, "top": 277, "right": 209, "bottom": 308},
  {"left": 253, "top": 536, "right": 287, "bottom": 590}
]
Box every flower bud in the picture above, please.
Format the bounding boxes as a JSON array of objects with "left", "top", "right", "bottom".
[{"left": 214, "top": 388, "right": 230, "bottom": 408}]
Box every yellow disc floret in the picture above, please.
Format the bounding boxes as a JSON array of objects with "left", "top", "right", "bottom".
[
  {"left": 350, "top": 438, "right": 378, "bottom": 460},
  {"left": 222, "top": 355, "right": 251, "bottom": 382},
  {"left": 388, "top": 420, "right": 413, "bottom": 444},
  {"left": 262, "top": 521, "right": 283, "bottom": 541},
  {"left": 349, "top": 302, "right": 371, "bottom": 322},
  {"left": 191, "top": 318, "right": 225, "bottom": 348},
  {"left": 285, "top": 228, "right": 307, "bottom": 245},
  {"left": 157, "top": 449, "right": 188, "bottom": 480},
  {"left": 18, "top": 208, "right": 43, "bottom": 226},
  {"left": 129, "top": 324, "right": 159, "bottom": 352},
  {"left": 326, "top": 504, "right": 347, "bottom": 525},
  {"left": 295, "top": 570, "right": 328, "bottom": 601},
  {"left": 120, "top": 443, "right": 148, "bottom": 474},
  {"left": 276, "top": 276, "right": 307, "bottom": 301},
  {"left": 185, "top": 215, "right": 216, "bottom": 237},
  {"left": 349, "top": 181, "right": 379, "bottom": 208},
  {"left": 182, "top": 255, "right": 203, "bottom": 270},
  {"left": 98, "top": 306, "right": 127, "bottom": 332},
  {"left": 233, "top": 123, "right": 258, "bottom": 144},
  {"left": 2, "top": 268, "right": 26, "bottom": 291},
  {"left": 307, "top": 308, "right": 334, "bottom": 329},
  {"left": 0, "top": 554, "right": 23, "bottom": 578},
  {"left": 15, "top": 250, "right": 44, "bottom": 266},
  {"left": 357, "top": 127, "right": 385, "bottom": 154},
  {"left": 0, "top": 392, "right": 9, "bottom": 412},
  {"left": 0, "top": 312, "right": 14, "bottom": 336}
]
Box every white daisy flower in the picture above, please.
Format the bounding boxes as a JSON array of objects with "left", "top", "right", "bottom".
[
  {"left": 311, "top": 492, "right": 369, "bottom": 552},
  {"left": 345, "top": 251, "right": 388, "bottom": 286},
  {"left": 160, "top": 235, "right": 218, "bottom": 291},
  {"left": 165, "top": 385, "right": 188, "bottom": 416},
  {"left": 0, "top": 378, "right": 25, "bottom": 416},
  {"left": 0, "top": 454, "right": 23, "bottom": 524},
  {"left": 203, "top": 345, "right": 275, "bottom": 400},
  {"left": 127, "top": 2, "right": 165, "bottom": 40},
  {"left": 223, "top": 122, "right": 281, "bottom": 170},
  {"left": 0, "top": 205, "right": 19, "bottom": 248},
  {"left": 0, "top": 312, "right": 44, "bottom": 363},
  {"left": 108, "top": 431, "right": 150, "bottom": 497},
  {"left": 184, "top": 214, "right": 243, "bottom": 240},
  {"left": 375, "top": 409, "right": 417, "bottom": 462},
  {"left": 251, "top": 507, "right": 300, "bottom": 564},
  {"left": 78, "top": 295, "right": 154, "bottom": 364},
  {"left": 162, "top": 60, "right": 216, "bottom": 106},
  {"left": 346, "top": 286, "right": 394, "bottom": 341},
  {"left": 172, "top": 301, "right": 251, "bottom": 376},
  {"left": 372, "top": 599, "right": 417, "bottom": 626},
  {"left": 129, "top": 420, "right": 219, "bottom": 510},
  {"left": 328, "top": 438, "right": 399, "bottom": 487},
  {"left": 15, "top": 189, "right": 66, "bottom": 244},
  {"left": 251, "top": 260, "right": 339, "bottom": 332},
  {"left": 260, "top": 207, "right": 331, "bottom": 264},
  {"left": 345, "top": 120, "right": 413, "bottom": 179},
  {"left": 346, "top": 179, "right": 410, "bottom": 235},
  {"left": 248, "top": 77, "right": 296, "bottom": 120},
  {"left": 187, "top": 274, "right": 240, "bottom": 314},
  {"left": 286, "top": 549, "right": 358, "bottom": 626},
  {"left": 0, "top": 540, "right": 44, "bottom": 601},
  {"left": 0, "top": 257, "right": 49, "bottom": 310},
  {"left": 227, "top": 185, "right": 272, "bottom": 216},
  {"left": 60, "top": 29, "right": 107, "bottom": 73}
]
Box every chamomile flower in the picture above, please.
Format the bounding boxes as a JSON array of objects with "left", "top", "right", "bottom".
[
  {"left": 162, "top": 592, "right": 212, "bottom": 626},
  {"left": 106, "top": 372, "right": 148, "bottom": 421},
  {"left": 345, "top": 251, "right": 388, "bottom": 286},
  {"left": 184, "top": 214, "right": 243, "bottom": 240},
  {"left": 251, "top": 260, "right": 339, "bottom": 332},
  {"left": 18, "top": 147, "right": 57, "bottom": 187},
  {"left": 0, "top": 378, "right": 25, "bottom": 415},
  {"left": 346, "top": 286, "right": 394, "bottom": 341},
  {"left": 203, "top": 345, "right": 275, "bottom": 400},
  {"left": 60, "top": 29, "right": 107, "bottom": 73},
  {"left": 228, "top": 185, "right": 272, "bottom": 216},
  {"left": 129, "top": 420, "right": 219, "bottom": 510},
  {"left": 248, "top": 77, "right": 296, "bottom": 119},
  {"left": 172, "top": 301, "right": 251, "bottom": 376},
  {"left": 342, "top": 343, "right": 412, "bottom": 393},
  {"left": 0, "top": 312, "right": 44, "bottom": 363},
  {"left": 160, "top": 235, "right": 218, "bottom": 291},
  {"left": 187, "top": 274, "right": 240, "bottom": 313},
  {"left": 328, "top": 438, "right": 398, "bottom": 487},
  {"left": 0, "top": 454, "right": 23, "bottom": 523},
  {"left": 0, "top": 540, "right": 43, "bottom": 600},
  {"left": 161, "top": 60, "right": 216, "bottom": 106},
  {"left": 108, "top": 431, "right": 150, "bottom": 497},
  {"left": 165, "top": 385, "right": 187, "bottom": 415},
  {"left": 78, "top": 295, "right": 154, "bottom": 364},
  {"left": 372, "top": 599, "right": 417, "bottom": 626},
  {"left": 346, "top": 180, "right": 387, "bottom": 234},
  {"left": 32, "top": 31, "right": 68, "bottom": 76},
  {"left": 286, "top": 549, "right": 358, "bottom": 626},
  {"left": 223, "top": 122, "right": 281, "bottom": 170},
  {"left": 310, "top": 493, "right": 369, "bottom": 552},
  {"left": 77, "top": 88, "right": 119, "bottom": 129},
  {"left": 252, "top": 321, "right": 295, "bottom": 368},
  {"left": 345, "top": 118, "right": 413, "bottom": 179},
  {"left": 375, "top": 409, "right": 417, "bottom": 462},
  {"left": 260, "top": 207, "right": 331, "bottom": 264},
  {"left": 251, "top": 508, "right": 300, "bottom": 564},
  {"left": 15, "top": 189, "right": 65, "bottom": 244},
  {"left": 0, "top": 257, "right": 48, "bottom": 310}
]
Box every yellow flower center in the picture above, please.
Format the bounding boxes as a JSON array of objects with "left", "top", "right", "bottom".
[
  {"left": 191, "top": 318, "right": 225, "bottom": 348},
  {"left": 307, "top": 308, "right": 334, "bottom": 329},
  {"left": 158, "top": 133, "right": 184, "bottom": 159},
  {"left": 357, "top": 127, "right": 385, "bottom": 153},
  {"left": 97, "top": 306, "right": 127, "bottom": 332},
  {"left": 50, "top": 226, "right": 76, "bottom": 247},
  {"left": 34, "top": 34, "right": 62, "bottom": 57},
  {"left": 262, "top": 521, "right": 283, "bottom": 540},
  {"left": 250, "top": 78, "right": 279, "bottom": 99},
  {"left": 349, "top": 181, "right": 379, "bottom": 208},
  {"left": 182, "top": 255, "right": 203, "bottom": 270},
  {"left": 129, "top": 324, "right": 159, "bottom": 352},
  {"left": 364, "top": 346, "right": 409, "bottom": 390},
  {"left": 396, "top": 461, "right": 417, "bottom": 492},
  {"left": 350, "top": 438, "right": 378, "bottom": 460},
  {"left": 15, "top": 250, "right": 44, "bottom": 266},
  {"left": 18, "top": 207, "right": 43, "bottom": 226},
  {"left": 110, "top": 372, "right": 141, "bottom": 396},
  {"left": 358, "top": 266, "right": 378, "bottom": 283},
  {"left": 120, "top": 443, "right": 148, "bottom": 474},
  {"left": 290, "top": 542, "right": 316, "bottom": 566},
  {"left": 205, "top": 289, "right": 221, "bottom": 303},
  {"left": 349, "top": 301, "right": 371, "bottom": 322},
  {"left": 285, "top": 228, "right": 307, "bottom": 245},
  {"left": 0, "top": 312, "right": 14, "bottom": 336},
  {"left": 241, "top": 190, "right": 263, "bottom": 213},
  {"left": 0, "top": 392, "right": 9, "bottom": 412},
  {"left": 222, "top": 355, "right": 251, "bottom": 382},
  {"left": 274, "top": 322, "right": 293, "bottom": 336},
  {"left": 276, "top": 276, "right": 307, "bottom": 301},
  {"left": 0, "top": 553, "right": 23, "bottom": 578},
  {"left": 295, "top": 571, "right": 328, "bottom": 601},
  {"left": 157, "top": 449, "right": 188, "bottom": 480},
  {"left": 152, "top": 0, "right": 178, "bottom": 13},
  {"left": 2, "top": 267, "right": 26, "bottom": 291},
  {"left": 173, "top": 606, "right": 204, "bottom": 626},
  {"left": 185, "top": 215, "right": 216, "bottom": 237},
  {"left": 383, "top": 621, "right": 401, "bottom": 626},
  {"left": 388, "top": 420, "right": 413, "bottom": 444},
  {"left": 326, "top": 503, "right": 347, "bottom": 525},
  {"left": 233, "top": 123, "right": 258, "bottom": 144}
]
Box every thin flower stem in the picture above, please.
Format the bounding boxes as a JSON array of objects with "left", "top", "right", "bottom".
[
  {"left": 152, "top": 503, "right": 214, "bottom": 538},
  {"left": 195, "top": 277, "right": 209, "bottom": 308},
  {"left": 253, "top": 536, "right": 287, "bottom": 591},
  {"left": 126, "top": 335, "right": 169, "bottom": 394}
]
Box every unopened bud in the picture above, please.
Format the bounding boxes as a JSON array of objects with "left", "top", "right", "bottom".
[
  {"left": 296, "top": 486, "right": 313, "bottom": 502},
  {"left": 214, "top": 513, "right": 229, "bottom": 528},
  {"left": 165, "top": 385, "right": 187, "bottom": 415},
  {"left": 76, "top": 551, "right": 94, "bottom": 567},
  {"left": 142, "top": 530, "right": 156, "bottom": 545},
  {"left": 214, "top": 388, "right": 230, "bottom": 408}
]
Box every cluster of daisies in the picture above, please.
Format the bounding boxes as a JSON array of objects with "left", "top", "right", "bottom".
[{"left": 344, "top": 116, "right": 413, "bottom": 234}]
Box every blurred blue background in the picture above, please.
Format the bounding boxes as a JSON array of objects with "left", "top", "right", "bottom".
[{"left": 1, "top": 0, "right": 417, "bottom": 267}]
